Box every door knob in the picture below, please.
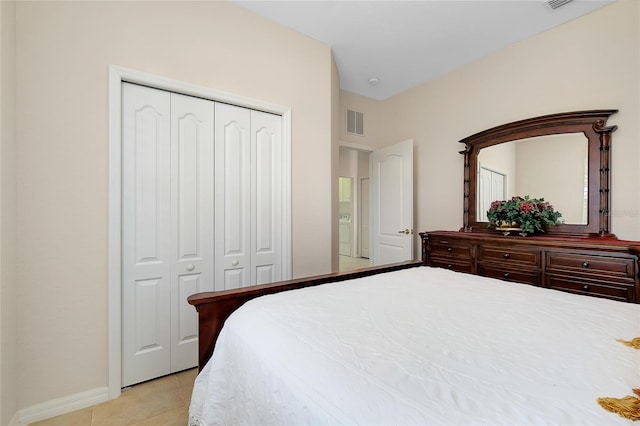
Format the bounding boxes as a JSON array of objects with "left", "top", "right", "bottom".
[
  {"left": 232, "top": 260, "right": 239, "bottom": 266},
  {"left": 398, "top": 229, "right": 410, "bottom": 235},
  {"left": 186, "top": 264, "right": 195, "bottom": 271}
]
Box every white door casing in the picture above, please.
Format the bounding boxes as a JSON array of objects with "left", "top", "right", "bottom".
[{"left": 370, "top": 139, "right": 414, "bottom": 265}]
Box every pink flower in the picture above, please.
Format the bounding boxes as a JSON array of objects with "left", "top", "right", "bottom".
[{"left": 520, "top": 202, "right": 534, "bottom": 214}]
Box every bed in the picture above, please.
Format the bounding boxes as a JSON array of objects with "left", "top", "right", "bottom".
[
  {"left": 187, "top": 110, "right": 640, "bottom": 425},
  {"left": 188, "top": 264, "right": 640, "bottom": 425}
]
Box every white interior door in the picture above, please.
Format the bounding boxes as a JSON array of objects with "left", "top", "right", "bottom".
[
  {"left": 122, "top": 84, "right": 215, "bottom": 386},
  {"left": 214, "top": 105, "right": 283, "bottom": 290},
  {"left": 122, "top": 83, "right": 172, "bottom": 386},
  {"left": 251, "top": 110, "right": 283, "bottom": 285},
  {"left": 370, "top": 139, "right": 414, "bottom": 265},
  {"left": 169, "top": 93, "right": 214, "bottom": 372},
  {"left": 215, "top": 103, "right": 251, "bottom": 291}
]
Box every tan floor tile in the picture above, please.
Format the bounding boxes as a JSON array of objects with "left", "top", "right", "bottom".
[
  {"left": 28, "top": 370, "right": 195, "bottom": 426},
  {"left": 339, "top": 255, "right": 370, "bottom": 272},
  {"left": 178, "top": 384, "right": 193, "bottom": 404},
  {"left": 175, "top": 368, "right": 198, "bottom": 389},
  {"left": 129, "top": 405, "right": 189, "bottom": 426},
  {"left": 91, "top": 386, "right": 184, "bottom": 426},
  {"left": 29, "top": 407, "right": 92, "bottom": 426}
]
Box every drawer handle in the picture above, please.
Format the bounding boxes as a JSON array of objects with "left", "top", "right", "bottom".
[
  {"left": 582, "top": 261, "right": 590, "bottom": 268},
  {"left": 583, "top": 284, "right": 590, "bottom": 291},
  {"left": 447, "top": 264, "right": 453, "bottom": 269},
  {"left": 447, "top": 247, "right": 453, "bottom": 252},
  {"left": 503, "top": 253, "right": 510, "bottom": 259},
  {"left": 503, "top": 272, "right": 510, "bottom": 279}
]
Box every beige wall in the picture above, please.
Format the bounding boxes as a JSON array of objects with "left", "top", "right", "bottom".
[
  {"left": 13, "top": 0, "right": 333, "bottom": 411},
  {"left": 1, "top": 1, "right": 17, "bottom": 424},
  {"left": 339, "top": 90, "right": 385, "bottom": 147},
  {"left": 376, "top": 0, "right": 639, "bottom": 241}
]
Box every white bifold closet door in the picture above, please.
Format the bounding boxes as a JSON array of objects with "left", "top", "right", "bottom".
[
  {"left": 122, "top": 83, "right": 215, "bottom": 386},
  {"left": 121, "top": 83, "right": 283, "bottom": 387},
  {"left": 214, "top": 103, "right": 282, "bottom": 290}
]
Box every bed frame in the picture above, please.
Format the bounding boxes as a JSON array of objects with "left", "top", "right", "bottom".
[{"left": 187, "top": 260, "right": 423, "bottom": 370}]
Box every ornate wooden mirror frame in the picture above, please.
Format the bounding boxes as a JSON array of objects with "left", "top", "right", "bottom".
[{"left": 460, "top": 110, "right": 618, "bottom": 237}]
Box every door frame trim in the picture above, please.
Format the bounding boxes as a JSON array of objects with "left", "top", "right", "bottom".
[{"left": 108, "top": 65, "right": 292, "bottom": 399}]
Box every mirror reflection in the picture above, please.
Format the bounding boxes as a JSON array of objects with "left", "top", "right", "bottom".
[{"left": 476, "top": 133, "right": 588, "bottom": 225}]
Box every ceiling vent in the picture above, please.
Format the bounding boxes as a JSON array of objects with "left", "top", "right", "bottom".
[
  {"left": 546, "top": 0, "right": 574, "bottom": 10},
  {"left": 346, "top": 109, "right": 364, "bottom": 136}
]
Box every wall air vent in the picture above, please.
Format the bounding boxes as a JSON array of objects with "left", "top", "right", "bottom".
[
  {"left": 346, "top": 109, "right": 364, "bottom": 136},
  {"left": 546, "top": 0, "right": 574, "bottom": 10}
]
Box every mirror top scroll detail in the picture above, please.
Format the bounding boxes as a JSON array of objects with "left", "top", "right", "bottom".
[
  {"left": 477, "top": 133, "right": 588, "bottom": 225},
  {"left": 460, "top": 109, "right": 618, "bottom": 237}
]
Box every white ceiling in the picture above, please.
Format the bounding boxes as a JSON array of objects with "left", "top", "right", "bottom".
[{"left": 232, "top": 0, "right": 615, "bottom": 100}]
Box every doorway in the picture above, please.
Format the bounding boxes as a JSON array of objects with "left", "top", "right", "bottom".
[
  {"left": 338, "top": 146, "right": 371, "bottom": 272},
  {"left": 337, "top": 140, "right": 414, "bottom": 272}
]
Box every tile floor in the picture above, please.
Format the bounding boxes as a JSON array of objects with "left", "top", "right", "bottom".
[
  {"left": 30, "top": 368, "right": 197, "bottom": 426},
  {"left": 339, "top": 255, "right": 370, "bottom": 272}
]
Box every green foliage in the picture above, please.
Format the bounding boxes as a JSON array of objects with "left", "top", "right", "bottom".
[{"left": 487, "top": 195, "right": 563, "bottom": 234}]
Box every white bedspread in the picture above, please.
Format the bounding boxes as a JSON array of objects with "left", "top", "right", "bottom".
[{"left": 189, "top": 267, "right": 640, "bottom": 425}]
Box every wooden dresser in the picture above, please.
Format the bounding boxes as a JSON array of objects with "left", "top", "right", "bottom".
[{"left": 420, "top": 231, "right": 640, "bottom": 303}]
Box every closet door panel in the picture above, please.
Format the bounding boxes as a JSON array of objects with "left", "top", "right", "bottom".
[
  {"left": 215, "top": 103, "right": 251, "bottom": 290},
  {"left": 170, "top": 93, "right": 215, "bottom": 371},
  {"left": 251, "top": 111, "right": 282, "bottom": 285},
  {"left": 122, "top": 83, "right": 287, "bottom": 384},
  {"left": 122, "top": 83, "right": 172, "bottom": 386}
]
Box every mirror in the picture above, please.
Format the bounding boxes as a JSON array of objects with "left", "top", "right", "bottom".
[
  {"left": 477, "top": 133, "right": 589, "bottom": 224},
  {"left": 460, "top": 110, "right": 618, "bottom": 237}
]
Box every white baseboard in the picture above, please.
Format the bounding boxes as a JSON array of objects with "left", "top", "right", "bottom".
[{"left": 18, "top": 386, "right": 109, "bottom": 425}]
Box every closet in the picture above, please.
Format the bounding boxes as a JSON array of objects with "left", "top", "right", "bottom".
[{"left": 121, "top": 83, "right": 284, "bottom": 386}]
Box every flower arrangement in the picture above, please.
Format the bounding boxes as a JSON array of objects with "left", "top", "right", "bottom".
[{"left": 487, "top": 195, "right": 563, "bottom": 235}]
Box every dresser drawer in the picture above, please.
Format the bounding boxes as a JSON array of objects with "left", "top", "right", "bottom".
[
  {"left": 421, "top": 231, "right": 639, "bottom": 304},
  {"left": 547, "top": 275, "right": 634, "bottom": 302},
  {"left": 477, "top": 264, "right": 542, "bottom": 286},
  {"left": 546, "top": 252, "right": 635, "bottom": 281},
  {"left": 429, "top": 239, "right": 473, "bottom": 260},
  {"left": 478, "top": 245, "right": 541, "bottom": 267},
  {"left": 429, "top": 257, "right": 473, "bottom": 274}
]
